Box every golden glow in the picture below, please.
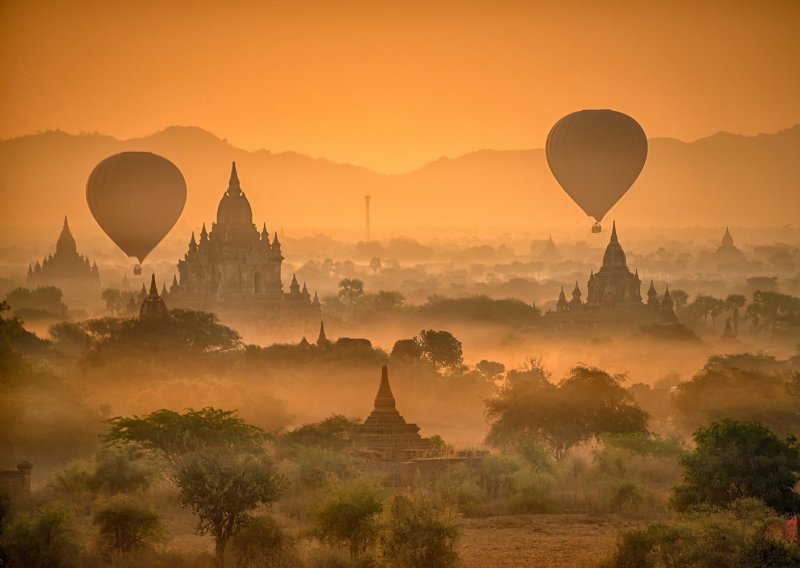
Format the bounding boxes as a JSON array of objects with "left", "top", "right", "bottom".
[{"left": 1, "top": 0, "right": 799, "bottom": 173}]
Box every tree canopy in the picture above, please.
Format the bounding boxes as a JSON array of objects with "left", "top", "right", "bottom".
[
  {"left": 671, "top": 420, "right": 800, "bottom": 514},
  {"left": 486, "top": 363, "right": 648, "bottom": 460},
  {"left": 418, "top": 329, "right": 464, "bottom": 370},
  {"left": 50, "top": 309, "right": 241, "bottom": 354}
]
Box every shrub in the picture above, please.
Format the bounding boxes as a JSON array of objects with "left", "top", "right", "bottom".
[
  {"left": 314, "top": 480, "right": 384, "bottom": 557},
  {"left": 0, "top": 502, "right": 81, "bottom": 567},
  {"left": 382, "top": 492, "right": 460, "bottom": 568},
  {"left": 231, "top": 515, "right": 301, "bottom": 568},
  {"left": 93, "top": 495, "right": 164, "bottom": 555}
]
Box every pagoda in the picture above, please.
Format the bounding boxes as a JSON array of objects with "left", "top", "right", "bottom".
[
  {"left": 545, "top": 223, "right": 676, "bottom": 327},
  {"left": 139, "top": 274, "right": 168, "bottom": 320},
  {"left": 354, "top": 366, "right": 431, "bottom": 461},
  {"left": 168, "top": 162, "right": 320, "bottom": 323},
  {"left": 713, "top": 226, "right": 745, "bottom": 263},
  {"left": 27, "top": 217, "right": 100, "bottom": 300}
]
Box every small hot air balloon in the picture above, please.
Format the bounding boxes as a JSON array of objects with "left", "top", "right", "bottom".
[
  {"left": 546, "top": 110, "right": 647, "bottom": 232},
  {"left": 86, "top": 152, "right": 186, "bottom": 267}
]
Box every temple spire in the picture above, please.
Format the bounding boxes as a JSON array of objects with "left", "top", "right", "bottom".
[
  {"left": 228, "top": 161, "right": 241, "bottom": 195},
  {"left": 374, "top": 365, "right": 397, "bottom": 412},
  {"left": 149, "top": 273, "right": 158, "bottom": 296},
  {"left": 610, "top": 220, "right": 618, "bottom": 243}
]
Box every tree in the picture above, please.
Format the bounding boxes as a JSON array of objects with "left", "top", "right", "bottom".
[
  {"left": 0, "top": 502, "right": 80, "bottom": 567},
  {"left": 5, "top": 286, "right": 67, "bottom": 317},
  {"left": 369, "top": 257, "right": 382, "bottom": 274},
  {"left": 418, "top": 329, "right": 463, "bottom": 370},
  {"left": 746, "top": 291, "right": 800, "bottom": 336},
  {"left": 671, "top": 420, "right": 800, "bottom": 514},
  {"left": 670, "top": 289, "right": 689, "bottom": 311},
  {"left": 50, "top": 309, "right": 241, "bottom": 354},
  {"left": 338, "top": 278, "right": 365, "bottom": 306},
  {"left": 105, "top": 408, "right": 267, "bottom": 465},
  {"left": 104, "top": 408, "right": 285, "bottom": 568},
  {"left": 672, "top": 355, "right": 800, "bottom": 437},
  {"left": 231, "top": 515, "right": 300, "bottom": 568},
  {"left": 686, "top": 294, "right": 725, "bottom": 327},
  {"left": 101, "top": 288, "right": 122, "bottom": 314},
  {"left": 486, "top": 364, "right": 648, "bottom": 460},
  {"left": 0, "top": 300, "right": 51, "bottom": 378},
  {"left": 391, "top": 338, "right": 423, "bottom": 362},
  {"left": 93, "top": 495, "right": 164, "bottom": 555},
  {"left": 314, "top": 480, "right": 384, "bottom": 557},
  {"left": 476, "top": 360, "right": 505, "bottom": 379},
  {"left": 382, "top": 492, "right": 460, "bottom": 568},
  {"left": 177, "top": 450, "right": 287, "bottom": 567},
  {"left": 280, "top": 414, "right": 361, "bottom": 451}
]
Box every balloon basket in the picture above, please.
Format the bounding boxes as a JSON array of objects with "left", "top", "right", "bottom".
[
  {"left": 591, "top": 222, "right": 602, "bottom": 233},
  {"left": 133, "top": 264, "right": 142, "bottom": 275}
]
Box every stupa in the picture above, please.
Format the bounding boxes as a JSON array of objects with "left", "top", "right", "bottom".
[{"left": 354, "top": 366, "right": 431, "bottom": 461}]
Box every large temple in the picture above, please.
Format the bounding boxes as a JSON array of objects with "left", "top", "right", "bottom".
[
  {"left": 354, "top": 366, "right": 431, "bottom": 462},
  {"left": 27, "top": 217, "right": 100, "bottom": 302},
  {"left": 167, "top": 163, "right": 320, "bottom": 323},
  {"left": 545, "top": 223, "right": 676, "bottom": 327}
]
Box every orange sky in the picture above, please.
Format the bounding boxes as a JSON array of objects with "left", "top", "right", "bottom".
[{"left": 1, "top": 0, "right": 798, "bottom": 173}]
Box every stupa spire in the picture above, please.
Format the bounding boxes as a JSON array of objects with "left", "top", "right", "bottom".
[
  {"left": 374, "top": 365, "right": 397, "bottom": 412},
  {"left": 228, "top": 161, "right": 241, "bottom": 195},
  {"left": 149, "top": 273, "right": 158, "bottom": 296}
]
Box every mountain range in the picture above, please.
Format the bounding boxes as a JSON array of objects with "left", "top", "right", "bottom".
[{"left": 1, "top": 125, "right": 798, "bottom": 240}]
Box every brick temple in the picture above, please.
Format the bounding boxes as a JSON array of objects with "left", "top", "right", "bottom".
[{"left": 354, "top": 365, "right": 431, "bottom": 461}]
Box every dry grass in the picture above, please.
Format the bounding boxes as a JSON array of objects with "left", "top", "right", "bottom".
[{"left": 458, "top": 514, "right": 643, "bottom": 568}]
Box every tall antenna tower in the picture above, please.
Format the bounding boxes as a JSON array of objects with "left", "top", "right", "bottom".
[{"left": 364, "top": 194, "right": 371, "bottom": 242}]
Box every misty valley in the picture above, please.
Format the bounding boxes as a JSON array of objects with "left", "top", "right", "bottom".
[{"left": 1, "top": 189, "right": 799, "bottom": 566}]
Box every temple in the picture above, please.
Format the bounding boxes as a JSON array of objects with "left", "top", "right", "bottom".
[
  {"left": 354, "top": 366, "right": 431, "bottom": 461},
  {"left": 27, "top": 217, "right": 100, "bottom": 303},
  {"left": 139, "top": 274, "right": 168, "bottom": 320},
  {"left": 713, "top": 226, "right": 745, "bottom": 263},
  {"left": 546, "top": 222, "right": 676, "bottom": 327},
  {"left": 167, "top": 162, "right": 320, "bottom": 323}
]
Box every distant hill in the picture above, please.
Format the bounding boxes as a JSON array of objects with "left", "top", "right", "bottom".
[{"left": 1, "top": 125, "right": 798, "bottom": 240}]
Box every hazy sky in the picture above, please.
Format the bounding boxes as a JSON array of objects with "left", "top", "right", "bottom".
[{"left": 1, "top": 0, "right": 798, "bottom": 173}]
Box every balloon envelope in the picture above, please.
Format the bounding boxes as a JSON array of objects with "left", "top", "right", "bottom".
[
  {"left": 546, "top": 110, "right": 647, "bottom": 222},
  {"left": 86, "top": 152, "right": 186, "bottom": 263}
]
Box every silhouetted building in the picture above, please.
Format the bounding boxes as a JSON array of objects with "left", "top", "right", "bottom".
[
  {"left": 168, "top": 163, "right": 320, "bottom": 323},
  {"left": 140, "top": 274, "right": 168, "bottom": 319},
  {"left": 354, "top": 366, "right": 431, "bottom": 461},
  {"left": 0, "top": 461, "right": 32, "bottom": 497},
  {"left": 316, "top": 321, "right": 331, "bottom": 348},
  {"left": 714, "top": 226, "right": 745, "bottom": 263},
  {"left": 27, "top": 217, "right": 100, "bottom": 299},
  {"left": 545, "top": 223, "right": 675, "bottom": 327},
  {"left": 539, "top": 234, "right": 560, "bottom": 262}
]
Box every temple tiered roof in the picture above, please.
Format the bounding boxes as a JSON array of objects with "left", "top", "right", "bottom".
[{"left": 355, "top": 366, "right": 431, "bottom": 461}]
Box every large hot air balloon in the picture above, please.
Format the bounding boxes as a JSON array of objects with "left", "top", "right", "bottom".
[
  {"left": 546, "top": 110, "right": 647, "bottom": 232},
  {"left": 86, "top": 152, "right": 186, "bottom": 264}
]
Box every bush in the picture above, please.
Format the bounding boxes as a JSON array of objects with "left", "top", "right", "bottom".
[
  {"left": 0, "top": 502, "right": 81, "bottom": 567},
  {"left": 93, "top": 495, "right": 164, "bottom": 555},
  {"left": 671, "top": 420, "right": 800, "bottom": 514},
  {"left": 314, "top": 480, "right": 384, "bottom": 557},
  {"left": 736, "top": 537, "right": 800, "bottom": 567},
  {"left": 602, "top": 499, "right": 797, "bottom": 568},
  {"left": 382, "top": 492, "right": 460, "bottom": 568},
  {"left": 231, "top": 515, "right": 301, "bottom": 568}
]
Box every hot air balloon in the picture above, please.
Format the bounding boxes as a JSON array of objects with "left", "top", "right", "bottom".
[
  {"left": 546, "top": 110, "right": 647, "bottom": 233},
  {"left": 86, "top": 152, "right": 186, "bottom": 268}
]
